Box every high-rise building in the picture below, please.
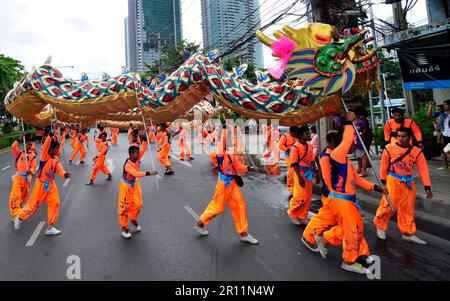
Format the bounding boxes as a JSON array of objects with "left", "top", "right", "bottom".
[
  {"left": 200, "top": 0, "right": 264, "bottom": 68},
  {"left": 126, "top": 0, "right": 182, "bottom": 72}
]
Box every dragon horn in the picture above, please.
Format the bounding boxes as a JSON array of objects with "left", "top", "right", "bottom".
[
  {"left": 273, "top": 30, "right": 287, "bottom": 40},
  {"left": 256, "top": 30, "right": 274, "bottom": 46},
  {"left": 282, "top": 25, "right": 296, "bottom": 38}
]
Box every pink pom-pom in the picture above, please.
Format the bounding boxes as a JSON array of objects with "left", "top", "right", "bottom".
[{"left": 268, "top": 36, "right": 296, "bottom": 79}]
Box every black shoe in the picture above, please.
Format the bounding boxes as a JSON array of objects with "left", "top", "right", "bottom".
[
  {"left": 188, "top": 157, "right": 194, "bottom": 161},
  {"left": 106, "top": 175, "right": 112, "bottom": 181},
  {"left": 69, "top": 160, "right": 72, "bottom": 165},
  {"left": 356, "top": 255, "right": 375, "bottom": 266},
  {"left": 180, "top": 158, "right": 184, "bottom": 161},
  {"left": 85, "top": 181, "right": 94, "bottom": 185},
  {"left": 80, "top": 161, "right": 85, "bottom": 165}
]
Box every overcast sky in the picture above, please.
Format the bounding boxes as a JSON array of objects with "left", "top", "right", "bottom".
[{"left": 0, "top": 0, "right": 427, "bottom": 80}]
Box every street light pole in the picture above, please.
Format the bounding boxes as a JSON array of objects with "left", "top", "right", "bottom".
[{"left": 173, "top": 0, "right": 178, "bottom": 48}]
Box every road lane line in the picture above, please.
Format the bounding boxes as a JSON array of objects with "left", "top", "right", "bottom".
[
  {"left": 25, "top": 221, "right": 46, "bottom": 247},
  {"left": 1, "top": 165, "right": 11, "bottom": 171},
  {"left": 63, "top": 179, "right": 70, "bottom": 187},
  {"left": 184, "top": 206, "right": 200, "bottom": 221}
]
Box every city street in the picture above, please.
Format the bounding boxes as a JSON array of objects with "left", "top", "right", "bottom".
[{"left": 0, "top": 132, "right": 449, "bottom": 281}]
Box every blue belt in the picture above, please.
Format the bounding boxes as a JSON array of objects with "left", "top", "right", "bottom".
[
  {"left": 284, "top": 151, "right": 290, "bottom": 157},
  {"left": 329, "top": 191, "right": 361, "bottom": 210},
  {"left": 218, "top": 172, "right": 234, "bottom": 188},
  {"left": 16, "top": 172, "right": 30, "bottom": 183},
  {"left": 39, "top": 180, "right": 50, "bottom": 192},
  {"left": 388, "top": 171, "right": 413, "bottom": 190},
  {"left": 299, "top": 166, "right": 314, "bottom": 181},
  {"left": 121, "top": 178, "right": 136, "bottom": 189}
]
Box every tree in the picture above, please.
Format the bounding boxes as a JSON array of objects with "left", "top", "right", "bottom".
[
  {"left": 379, "top": 53, "right": 403, "bottom": 99},
  {"left": 0, "top": 54, "right": 25, "bottom": 122},
  {"left": 140, "top": 40, "right": 202, "bottom": 80}
]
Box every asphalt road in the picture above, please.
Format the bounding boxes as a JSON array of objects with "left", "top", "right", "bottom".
[{"left": 0, "top": 132, "right": 449, "bottom": 281}]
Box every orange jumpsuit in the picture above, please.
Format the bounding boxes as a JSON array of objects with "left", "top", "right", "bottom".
[
  {"left": 313, "top": 125, "right": 377, "bottom": 263},
  {"left": 19, "top": 135, "right": 67, "bottom": 226},
  {"left": 199, "top": 133, "right": 251, "bottom": 234},
  {"left": 178, "top": 128, "right": 192, "bottom": 160},
  {"left": 373, "top": 143, "right": 431, "bottom": 235},
  {"left": 384, "top": 118, "right": 422, "bottom": 145},
  {"left": 89, "top": 140, "right": 111, "bottom": 181},
  {"left": 70, "top": 130, "right": 77, "bottom": 148},
  {"left": 279, "top": 133, "right": 298, "bottom": 192},
  {"left": 205, "top": 130, "right": 218, "bottom": 167},
  {"left": 147, "top": 126, "right": 156, "bottom": 143},
  {"left": 9, "top": 141, "right": 37, "bottom": 218},
  {"left": 69, "top": 133, "right": 89, "bottom": 162},
  {"left": 110, "top": 128, "right": 119, "bottom": 145},
  {"left": 263, "top": 125, "right": 280, "bottom": 160},
  {"left": 302, "top": 147, "right": 336, "bottom": 245},
  {"left": 157, "top": 130, "right": 172, "bottom": 168},
  {"left": 287, "top": 141, "right": 315, "bottom": 220},
  {"left": 118, "top": 141, "right": 148, "bottom": 228}
]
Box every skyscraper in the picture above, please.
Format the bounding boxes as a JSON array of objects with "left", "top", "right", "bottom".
[
  {"left": 201, "top": 0, "right": 264, "bottom": 68},
  {"left": 126, "top": 0, "right": 182, "bottom": 72}
]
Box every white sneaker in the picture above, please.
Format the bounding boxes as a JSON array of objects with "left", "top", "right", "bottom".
[
  {"left": 402, "top": 234, "right": 427, "bottom": 245},
  {"left": 240, "top": 234, "right": 259, "bottom": 245},
  {"left": 14, "top": 218, "right": 22, "bottom": 230},
  {"left": 376, "top": 228, "right": 386, "bottom": 240},
  {"left": 341, "top": 262, "right": 369, "bottom": 274},
  {"left": 357, "top": 255, "right": 376, "bottom": 265},
  {"left": 134, "top": 225, "right": 141, "bottom": 233},
  {"left": 299, "top": 219, "right": 310, "bottom": 226},
  {"left": 314, "top": 236, "right": 328, "bottom": 259},
  {"left": 301, "top": 237, "right": 319, "bottom": 253},
  {"left": 45, "top": 227, "right": 61, "bottom": 236},
  {"left": 193, "top": 223, "right": 209, "bottom": 236},
  {"left": 289, "top": 217, "right": 301, "bottom": 226},
  {"left": 121, "top": 231, "right": 132, "bottom": 239}
]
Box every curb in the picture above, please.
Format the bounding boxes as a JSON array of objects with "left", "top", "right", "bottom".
[{"left": 312, "top": 184, "right": 450, "bottom": 241}]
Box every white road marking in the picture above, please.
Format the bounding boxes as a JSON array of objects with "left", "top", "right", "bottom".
[
  {"left": 1, "top": 165, "right": 10, "bottom": 171},
  {"left": 170, "top": 153, "right": 192, "bottom": 168},
  {"left": 25, "top": 221, "right": 46, "bottom": 247},
  {"left": 63, "top": 179, "right": 70, "bottom": 187},
  {"left": 184, "top": 206, "right": 200, "bottom": 221}
]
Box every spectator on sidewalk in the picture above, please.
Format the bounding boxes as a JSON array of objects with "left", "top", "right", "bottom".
[
  {"left": 427, "top": 100, "right": 450, "bottom": 171},
  {"left": 354, "top": 107, "right": 368, "bottom": 177}
]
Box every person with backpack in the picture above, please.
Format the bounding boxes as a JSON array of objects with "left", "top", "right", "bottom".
[{"left": 374, "top": 127, "right": 433, "bottom": 245}]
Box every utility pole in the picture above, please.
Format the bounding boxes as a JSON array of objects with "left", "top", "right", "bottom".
[{"left": 368, "top": 0, "right": 387, "bottom": 125}]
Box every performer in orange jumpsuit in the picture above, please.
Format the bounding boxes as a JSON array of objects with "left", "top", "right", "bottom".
[
  {"left": 15, "top": 133, "right": 71, "bottom": 235},
  {"left": 279, "top": 126, "right": 298, "bottom": 194},
  {"left": 374, "top": 127, "right": 432, "bottom": 245},
  {"left": 178, "top": 124, "right": 193, "bottom": 161},
  {"left": 9, "top": 134, "right": 37, "bottom": 220},
  {"left": 205, "top": 126, "right": 218, "bottom": 167},
  {"left": 302, "top": 114, "right": 387, "bottom": 274},
  {"left": 194, "top": 128, "right": 260, "bottom": 244},
  {"left": 118, "top": 137, "right": 158, "bottom": 239},
  {"left": 287, "top": 126, "right": 320, "bottom": 225},
  {"left": 70, "top": 128, "right": 78, "bottom": 149},
  {"left": 301, "top": 130, "right": 340, "bottom": 251},
  {"left": 86, "top": 132, "right": 112, "bottom": 185},
  {"left": 384, "top": 108, "right": 423, "bottom": 149},
  {"left": 69, "top": 129, "right": 89, "bottom": 164},
  {"left": 110, "top": 128, "right": 119, "bottom": 146},
  {"left": 157, "top": 123, "right": 174, "bottom": 175}
]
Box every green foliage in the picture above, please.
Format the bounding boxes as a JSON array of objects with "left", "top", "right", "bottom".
[
  {"left": 2, "top": 121, "right": 13, "bottom": 134},
  {"left": 373, "top": 127, "right": 384, "bottom": 147},
  {"left": 379, "top": 53, "right": 403, "bottom": 99},
  {"left": 0, "top": 54, "right": 25, "bottom": 120},
  {"left": 140, "top": 40, "right": 202, "bottom": 80}
]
